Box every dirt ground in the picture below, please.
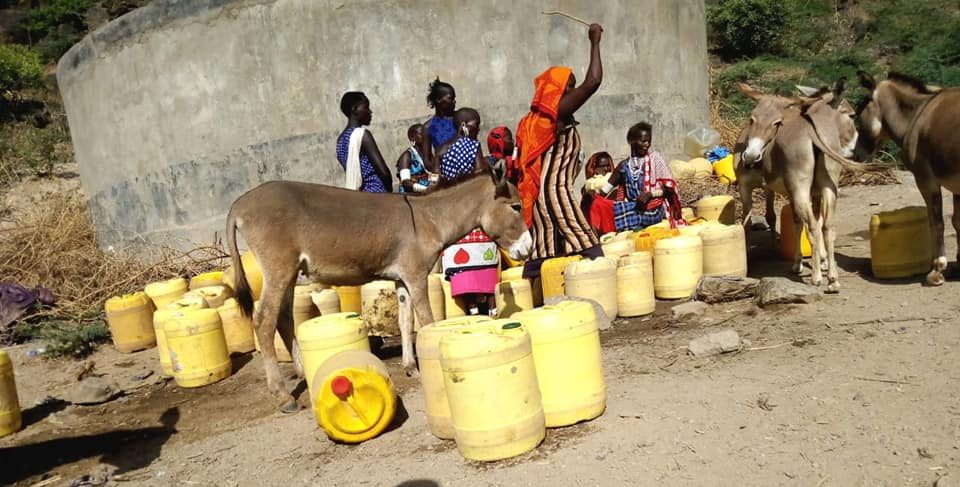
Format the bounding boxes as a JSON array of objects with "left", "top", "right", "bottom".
[{"left": 2, "top": 172, "right": 959, "bottom": 487}]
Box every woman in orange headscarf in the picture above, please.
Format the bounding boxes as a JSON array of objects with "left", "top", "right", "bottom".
[{"left": 515, "top": 23, "right": 605, "bottom": 278}]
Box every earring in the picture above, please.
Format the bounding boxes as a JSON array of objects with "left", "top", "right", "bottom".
[{"left": 461, "top": 123, "right": 469, "bottom": 136}]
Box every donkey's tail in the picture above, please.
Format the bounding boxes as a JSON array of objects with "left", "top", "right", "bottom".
[
  {"left": 226, "top": 209, "right": 254, "bottom": 318},
  {"left": 805, "top": 118, "right": 890, "bottom": 172}
]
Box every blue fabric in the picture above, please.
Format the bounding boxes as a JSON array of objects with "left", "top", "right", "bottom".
[
  {"left": 441, "top": 138, "right": 479, "bottom": 181},
  {"left": 706, "top": 146, "right": 730, "bottom": 163},
  {"left": 398, "top": 148, "right": 431, "bottom": 193},
  {"left": 613, "top": 201, "right": 666, "bottom": 232},
  {"left": 619, "top": 157, "right": 646, "bottom": 200},
  {"left": 428, "top": 116, "right": 457, "bottom": 149},
  {"left": 336, "top": 127, "right": 386, "bottom": 193}
]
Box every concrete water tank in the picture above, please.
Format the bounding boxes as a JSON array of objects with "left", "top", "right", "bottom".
[{"left": 58, "top": 0, "right": 709, "bottom": 251}]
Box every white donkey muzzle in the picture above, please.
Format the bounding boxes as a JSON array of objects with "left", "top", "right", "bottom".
[{"left": 508, "top": 230, "right": 533, "bottom": 261}]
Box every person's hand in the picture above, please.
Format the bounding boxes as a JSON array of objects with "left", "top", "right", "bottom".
[
  {"left": 588, "top": 23, "right": 603, "bottom": 44},
  {"left": 636, "top": 191, "right": 653, "bottom": 206}
]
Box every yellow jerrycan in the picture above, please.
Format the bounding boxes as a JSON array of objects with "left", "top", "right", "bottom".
[
  {"left": 634, "top": 228, "right": 680, "bottom": 254},
  {"left": 332, "top": 286, "right": 362, "bottom": 314},
  {"left": 441, "top": 280, "right": 469, "bottom": 319},
  {"left": 513, "top": 301, "right": 605, "bottom": 427},
  {"left": 222, "top": 251, "right": 263, "bottom": 300},
  {"left": 216, "top": 298, "right": 255, "bottom": 354},
  {"left": 189, "top": 271, "right": 223, "bottom": 290},
  {"left": 617, "top": 252, "right": 655, "bottom": 317},
  {"left": 293, "top": 284, "right": 320, "bottom": 328},
  {"left": 540, "top": 255, "right": 582, "bottom": 300},
  {"left": 310, "top": 288, "right": 342, "bottom": 316},
  {"left": 297, "top": 312, "right": 370, "bottom": 402},
  {"left": 694, "top": 195, "right": 736, "bottom": 224},
  {"left": 779, "top": 204, "right": 812, "bottom": 260},
  {"left": 500, "top": 267, "right": 542, "bottom": 307},
  {"left": 415, "top": 316, "right": 492, "bottom": 439},
  {"left": 427, "top": 273, "right": 446, "bottom": 322},
  {"left": 153, "top": 298, "right": 207, "bottom": 376},
  {"left": 183, "top": 285, "right": 233, "bottom": 309},
  {"left": 653, "top": 235, "right": 703, "bottom": 299},
  {"left": 0, "top": 350, "right": 21, "bottom": 438},
  {"left": 564, "top": 257, "right": 618, "bottom": 319},
  {"left": 600, "top": 231, "right": 635, "bottom": 258},
  {"left": 361, "top": 281, "right": 400, "bottom": 337},
  {"left": 700, "top": 224, "right": 747, "bottom": 277},
  {"left": 870, "top": 206, "right": 933, "bottom": 278},
  {"left": 495, "top": 279, "right": 534, "bottom": 318},
  {"left": 440, "top": 321, "right": 545, "bottom": 461},
  {"left": 144, "top": 277, "right": 188, "bottom": 310},
  {"left": 104, "top": 291, "right": 157, "bottom": 353},
  {"left": 165, "top": 308, "right": 231, "bottom": 388},
  {"left": 312, "top": 350, "right": 396, "bottom": 444}
]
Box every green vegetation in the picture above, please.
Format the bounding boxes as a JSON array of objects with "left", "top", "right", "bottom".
[
  {"left": 0, "top": 43, "right": 43, "bottom": 93},
  {"left": 12, "top": 318, "right": 111, "bottom": 358},
  {"left": 711, "top": 0, "right": 960, "bottom": 123}
]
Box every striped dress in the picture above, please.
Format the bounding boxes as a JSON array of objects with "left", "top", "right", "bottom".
[{"left": 530, "top": 124, "right": 599, "bottom": 259}]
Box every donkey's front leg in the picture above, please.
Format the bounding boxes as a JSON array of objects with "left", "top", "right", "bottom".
[
  {"left": 398, "top": 275, "right": 433, "bottom": 376},
  {"left": 917, "top": 172, "right": 947, "bottom": 285}
]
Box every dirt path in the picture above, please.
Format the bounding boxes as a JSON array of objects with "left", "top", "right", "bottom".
[{"left": 2, "top": 173, "right": 959, "bottom": 487}]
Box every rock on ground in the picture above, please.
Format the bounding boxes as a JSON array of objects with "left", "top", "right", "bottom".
[
  {"left": 695, "top": 276, "right": 760, "bottom": 303},
  {"left": 688, "top": 329, "right": 742, "bottom": 357},
  {"left": 66, "top": 377, "right": 121, "bottom": 405},
  {"left": 672, "top": 301, "right": 709, "bottom": 319},
  {"left": 755, "top": 277, "right": 821, "bottom": 307}
]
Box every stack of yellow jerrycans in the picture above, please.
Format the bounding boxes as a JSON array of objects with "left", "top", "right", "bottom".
[
  {"left": 298, "top": 312, "right": 397, "bottom": 444},
  {"left": 418, "top": 299, "right": 606, "bottom": 462}
]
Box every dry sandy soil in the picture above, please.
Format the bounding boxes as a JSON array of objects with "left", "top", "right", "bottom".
[{"left": 2, "top": 172, "right": 959, "bottom": 487}]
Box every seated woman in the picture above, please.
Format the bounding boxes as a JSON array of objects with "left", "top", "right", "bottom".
[
  {"left": 601, "top": 122, "right": 684, "bottom": 231},
  {"left": 581, "top": 151, "right": 619, "bottom": 235},
  {"left": 396, "top": 123, "right": 437, "bottom": 193},
  {"left": 336, "top": 91, "right": 392, "bottom": 192},
  {"left": 436, "top": 108, "right": 498, "bottom": 316}
]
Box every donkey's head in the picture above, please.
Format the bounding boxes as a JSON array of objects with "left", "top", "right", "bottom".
[
  {"left": 854, "top": 71, "right": 941, "bottom": 162},
  {"left": 737, "top": 83, "right": 801, "bottom": 166},
  {"left": 479, "top": 172, "right": 532, "bottom": 261}
]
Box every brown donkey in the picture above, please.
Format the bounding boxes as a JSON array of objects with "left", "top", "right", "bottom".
[
  {"left": 735, "top": 80, "right": 866, "bottom": 292},
  {"left": 226, "top": 171, "right": 532, "bottom": 412},
  {"left": 856, "top": 71, "right": 960, "bottom": 285}
]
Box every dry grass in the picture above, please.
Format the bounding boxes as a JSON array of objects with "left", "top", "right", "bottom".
[{"left": 0, "top": 194, "right": 228, "bottom": 326}]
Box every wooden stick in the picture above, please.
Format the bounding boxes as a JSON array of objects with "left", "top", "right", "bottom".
[
  {"left": 855, "top": 376, "right": 912, "bottom": 385},
  {"left": 542, "top": 10, "right": 591, "bottom": 26}
]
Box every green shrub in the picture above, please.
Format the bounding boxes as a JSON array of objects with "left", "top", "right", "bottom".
[
  {"left": 0, "top": 121, "right": 71, "bottom": 187},
  {"left": 19, "top": 0, "right": 93, "bottom": 42},
  {"left": 707, "top": 0, "right": 789, "bottom": 60},
  {"left": 12, "top": 319, "right": 111, "bottom": 358},
  {"left": 0, "top": 44, "right": 44, "bottom": 93}
]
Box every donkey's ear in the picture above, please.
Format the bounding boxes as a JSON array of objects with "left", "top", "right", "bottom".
[
  {"left": 858, "top": 70, "right": 876, "bottom": 91},
  {"left": 830, "top": 78, "right": 846, "bottom": 108},
  {"left": 737, "top": 83, "right": 764, "bottom": 101}
]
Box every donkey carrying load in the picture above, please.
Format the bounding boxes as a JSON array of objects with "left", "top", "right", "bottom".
[
  {"left": 226, "top": 170, "right": 532, "bottom": 412},
  {"left": 734, "top": 79, "right": 872, "bottom": 293},
  {"left": 855, "top": 71, "right": 960, "bottom": 286}
]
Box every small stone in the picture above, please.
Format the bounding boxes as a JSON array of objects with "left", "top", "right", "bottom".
[
  {"left": 688, "top": 329, "right": 741, "bottom": 357},
  {"left": 935, "top": 476, "right": 956, "bottom": 487},
  {"left": 755, "top": 277, "right": 821, "bottom": 307},
  {"left": 132, "top": 370, "right": 154, "bottom": 381},
  {"left": 67, "top": 377, "right": 121, "bottom": 405},
  {"left": 672, "top": 301, "right": 709, "bottom": 319}
]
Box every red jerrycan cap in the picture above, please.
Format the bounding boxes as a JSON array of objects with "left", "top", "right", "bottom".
[{"left": 330, "top": 375, "right": 353, "bottom": 399}]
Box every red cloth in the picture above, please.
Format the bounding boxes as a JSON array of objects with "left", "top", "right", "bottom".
[
  {"left": 487, "top": 126, "right": 509, "bottom": 160},
  {"left": 589, "top": 196, "right": 616, "bottom": 234},
  {"left": 515, "top": 66, "right": 572, "bottom": 227}
]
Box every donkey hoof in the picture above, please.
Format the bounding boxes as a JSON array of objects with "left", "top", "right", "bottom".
[
  {"left": 926, "top": 270, "right": 946, "bottom": 286},
  {"left": 280, "top": 399, "right": 300, "bottom": 414},
  {"left": 826, "top": 282, "right": 840, "bottom": 294}
]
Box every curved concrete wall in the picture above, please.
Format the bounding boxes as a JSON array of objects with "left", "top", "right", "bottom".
[{"left": 58, "top": 0, "right": 708, "bottom": 250}]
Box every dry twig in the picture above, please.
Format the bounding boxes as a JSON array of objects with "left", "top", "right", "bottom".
[{"left": 541, "top": 10, "right": 591, "bottom": 25}]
